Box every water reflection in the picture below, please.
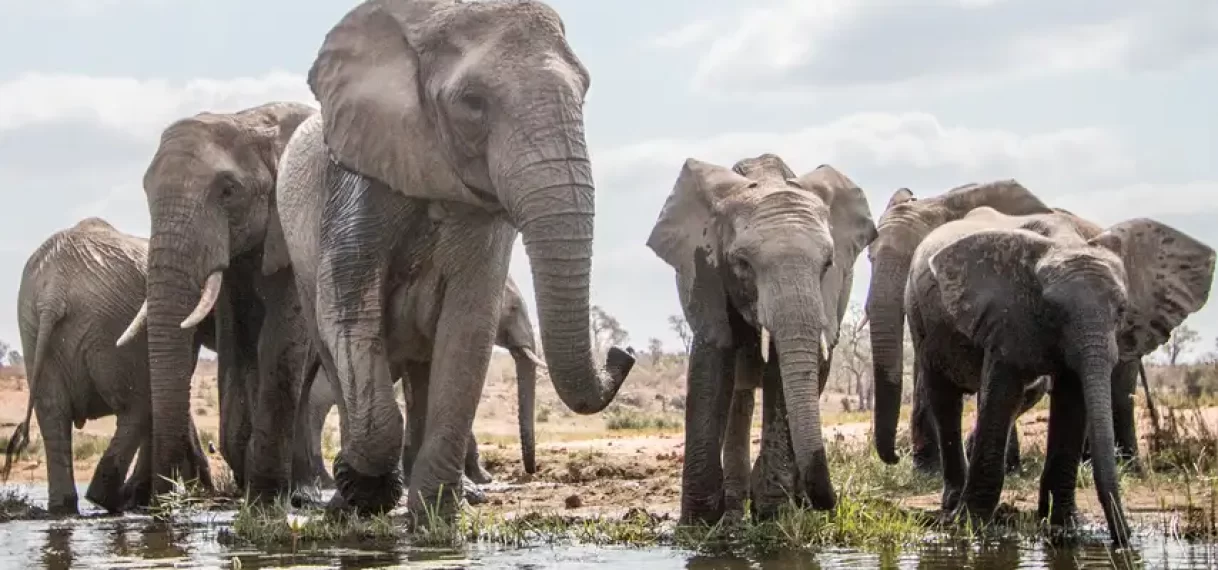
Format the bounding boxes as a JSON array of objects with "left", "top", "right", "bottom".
[{"left": 39, "top": 525, "right": 72, "bottom": 570}]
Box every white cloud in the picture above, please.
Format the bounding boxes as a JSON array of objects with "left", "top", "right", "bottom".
[
  {"left": 668, "top": 0, "right": 1218, "bottom": 95},
  {"left": 0, "top": 71, "right": 315, "bottom": 138},
  {"left": 648, "top": 19, "right": 715, "bottom": 50}
]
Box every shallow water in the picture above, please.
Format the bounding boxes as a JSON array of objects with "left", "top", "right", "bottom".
[{"left": 2, "top": 484, "right": 1214, "bottom": 569}]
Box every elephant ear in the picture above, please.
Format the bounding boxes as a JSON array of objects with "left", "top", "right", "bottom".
[
  {"left": 1089, "top": 219, "right": 1217, "bottom": 358},
  {"left": 884, "top": 187, "right": 915, "bottom": 211},
  {"left": 928, "top": 229, "right": 1054, "bottom": 342},
  {"left": 308, "top": 0, "right": 475, "bottom": 204},
  {"left": 792, "top": 165, "right": 877, "bottom": 344},
  {"left": 936, "top": 179, "right": 1052, "bottom": 220},
  {"left": 646, "top": 158, "right": 750, "bottom": 346}
]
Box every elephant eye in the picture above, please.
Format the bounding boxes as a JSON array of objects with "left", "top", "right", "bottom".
[{"left": 458, "top": 92, "right": 486, "bottom": 114}]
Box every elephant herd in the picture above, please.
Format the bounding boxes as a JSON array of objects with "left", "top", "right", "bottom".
[{"left": 2, "top": 0, "right": 1213, "bottom": 548}]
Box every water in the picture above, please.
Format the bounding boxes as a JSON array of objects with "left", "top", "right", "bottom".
[{"left": 1, "top": 485, "right": 1214, "bottom": 569}]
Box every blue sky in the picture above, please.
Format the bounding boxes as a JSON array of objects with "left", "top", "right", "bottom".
[{"left": 1, "top": 0, "right": 1216, "bottom": 362}]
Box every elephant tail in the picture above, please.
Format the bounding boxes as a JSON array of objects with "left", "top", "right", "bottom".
[{"left": 3, "top": 303, "right": 63, "bottom": 481}]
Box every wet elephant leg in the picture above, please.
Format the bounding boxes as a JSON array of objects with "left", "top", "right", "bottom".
[
  {"left": 910, "top": 367, "right": 941, "bottom": 475},
  {"left": 123, "top": 436, "right": 152, "bottom": 509},
  {"left": 957, "top": 355, "right": 1027, "bottom": 521},
  {"left": 401, "top": 362, "right": 427, "bottom": 488},
  {"left": 926, "top": 373, "right": 965, "bottom": 513},
  {"left": 1038, "top": 370, "right": 1087, "bottom": 527},
  {"left": 85, "top": 412, "right": 144, "bottom": 514},
  {"left": 722, "top": 387, "right": 754, "bottom": 520},
  {"left": 36, "top": 371, "right": 78, "bottom": 516}
]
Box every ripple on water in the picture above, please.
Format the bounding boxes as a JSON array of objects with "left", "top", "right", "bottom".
[{"left": 1, "top": 484, "right": 1215, "bottom": 569}]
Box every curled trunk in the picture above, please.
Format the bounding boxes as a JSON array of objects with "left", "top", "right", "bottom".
[
  {"left": 505, "top": 105, "right": 632, "bottom": 417},
  {"left": 868, "top": 255, "right": 911, "bottom": 464}
]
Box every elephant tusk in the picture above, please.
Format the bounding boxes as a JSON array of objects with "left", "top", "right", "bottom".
[
  {"left": 759, "top": 328, "right": 771, "bottom": 363},
  {"left": 116, "top": 300, "right": 148, "bottom": 347},
  {"left": 820, "top": 331, "right": 829, "bottom": 362},
  {"left": 180, "top": 271, "right": 222, "bottom": 329},
  {"left": 520, "top": 347, "right": 547, "bottom": 370}
]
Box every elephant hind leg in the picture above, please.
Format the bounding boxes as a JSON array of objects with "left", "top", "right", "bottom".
[
  {"left": 85, "top": 412, "right": 145, "bottom": 514},
  {"left": 35, "top": 369, "right": 78, "bottom": 516}
]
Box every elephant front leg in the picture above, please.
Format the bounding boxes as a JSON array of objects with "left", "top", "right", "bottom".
[
  {"left": 1038, "top": 372, "right": 1087, "bottom": 529},
  {"left": 1110, "top": 360, "right": 1140, "bottom": 469},
  {"left": 216, "top": 355, "right": 251, "bottom": 491},
  {"left": 956, "top": 355, "right": 1026, "bottom": 522},
  {"left": 405, "top": 283, "right": 503, "bottom": 523},
  {"left": 678, "top": 338, "right": 734, "bottom": 526},
  {"left": 722, "top": 387, "right": 754, "bottom": 522},
  {"left": 85, "top": 413, "right": 145, "bottom": 514}
]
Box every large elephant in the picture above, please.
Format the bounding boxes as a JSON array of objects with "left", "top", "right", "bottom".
[
  {"left": 272, "top": 0, "right": 635, "bottom": 519},
  {"left": 3, "top": 218, "right": 213, "bottom": 515},
  {"left": 645, "top": 155, "right": 876, "bottom": 525},
  {"left": 121, "top": 101, "right": 320, "bottom": 502},
  {"left": 906, "top": 206, "right": 1214, "bottom": 545},
  {"left": 303, "top": 275, "right": 545, "bottom": 489},
  {"left": 865, "top": 183, "right": 1054, "bottom": 469}
]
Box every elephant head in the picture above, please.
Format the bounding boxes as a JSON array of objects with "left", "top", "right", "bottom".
[
  {"left": 496, "top": 276, "right": 544, "bottom": 474},
  {"left": 867, "top": 182, "right": 1052, "bottom": 464},
  {"left": 647, "top": 155, "right": 876, "bottom": 510},
  {"left": 123, "top": 102, "right": 316, "bottom": 490},
  {"left": 927, "top": 218, "right": 1214, "bottom": 542},
  {"left": 306, "top": 0, "right": 633, "bottom": 448}
]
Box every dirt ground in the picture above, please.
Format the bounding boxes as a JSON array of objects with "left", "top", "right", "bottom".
[{"left": 1, "top": 355, "right": 1216, "bottom": 525}]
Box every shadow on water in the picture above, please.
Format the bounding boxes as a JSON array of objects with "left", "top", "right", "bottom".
[{"left": 1, "top": 484, "right": 1215, "bottom": 569}]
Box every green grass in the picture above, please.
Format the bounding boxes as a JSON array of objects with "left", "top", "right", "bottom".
[{"left": 604, "top": 410, "right": 681, "bottom": 432}]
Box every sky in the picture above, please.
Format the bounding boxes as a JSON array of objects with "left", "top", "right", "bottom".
[{"left": 1, "top": 0, "right": 1216, "bottom": 363}]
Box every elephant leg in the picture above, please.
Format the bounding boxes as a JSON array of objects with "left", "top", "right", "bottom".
[
  {"left": 216, "top": 359, "right": 251, "bottom": 491},
  {"left": 926, "top": 374, "right": 965, "bottom": 513},
  {"left": 123, "top": 437, "right": 152, "bottom": 510},
  {"left": 1004, "top": 426, "right": 1021, "bottom": 475},
  {"left": 1110, "top": 360, "right": 1139, "bottom": 469},
  {"left": 463, "top": 430, "right": 493, "bottom": 485},
  {"left": 246, "top": 291, "right": 305, "bottom": 503},
  {"left": 85, "top": 412, "right": 144, "bottom": 514},
  {"left": 910, "top": 382, "right": 941, "bottom": 475},
  {"left": 722, "top": 387, "right": 754, "bottom": 520},
  {"left": 401, "top": 361, "right": 428, "bottom": 488},
  {"left": 1038, "top": 372, "right": 1086, "bottom": 527},
  {"left": 184, "top": 417, "right": 214, "bottom": 492},
  {"left": 957, "top": 354, "right": 1026, "bottom": 521},
  {"left": 34, "top": 372, "right": 78, "bottom": 516},
  {"left": 406, "top": 280, "right": 504, "bottom": 522},
  {"left": 678, "top": 338, "right": 734, "bottom": 526}
]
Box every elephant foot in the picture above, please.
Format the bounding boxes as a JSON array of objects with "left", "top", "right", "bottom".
[
  {"left": 461, "top": 475, "right": 488, "bottom": 506},
  {"left": 85, "top": 485, "right": 125, "bottom": 515},
  {"left": 678, "top": 492, "right": 725, "bottom": 528},
  {"left": 466, "top": 463, "right": 493, "bottom": 486},
  {"left": 122, "top": 478, "right": 153, "bottom": 512},
  {"left": 46, "top": 495, "right": 80, "bottom": 518},
  {"left": 941, "top": 485, "right": 964, "bottom": 514},
  {"left": 332, "top": 455, "right": 403, "bottom": 516}
]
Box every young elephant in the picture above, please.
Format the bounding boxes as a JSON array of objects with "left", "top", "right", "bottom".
[
  {"left": 906, "top": 207, "right": 1215, "bottom": 545},
  {"left": 303, "top": 276, "right": 545, "bottom": 490},
  {"left": 3, "top": 218, "right": 214, "bottom": 515},
  {"left": 646, "top": 155, "right": 876, "bottom": 525}
]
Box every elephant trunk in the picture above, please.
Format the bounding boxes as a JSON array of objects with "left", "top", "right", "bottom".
[
  {"left": 867, "top": 255, "right": 911, "bottom": 465},
  {"left": 1073, "top": 327, "right": 1130, "bottom": 545},
  {"left": 764, "top": 277, "right": 834, "bottom": 508},
  {"left": 502, "top": 104, "right": 633, "bottom": 416},
  {"left": 145, "top": 196, "right": 228, "bottom": 495},
  {"left": 511, "top": 347, "right": 538, "bottom": 474}
]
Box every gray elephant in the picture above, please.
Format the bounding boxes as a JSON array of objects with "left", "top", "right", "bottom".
[
  {"left": 303, "top": 275, "right": 545, "bottom": 490},
  {"left": 119, "top": 101, "right": 321, "bottom": 503},
  {"left": 865, "top": 183, "right": 1054, "bottom": 471},
  {"left": 645, "top": 155, "right": 876, "bottom": 525},
  {"left": 272, "top": 0, "right": 635, "bottom": 519},
  {"left": 906, "top": 206, "right": 1214, "bottom": 545},
  {"left": 3, "top": 218, "right": 213, "bottom": 515}
]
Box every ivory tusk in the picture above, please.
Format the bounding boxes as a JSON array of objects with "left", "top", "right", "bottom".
[
  {"left": 116, "top": 300, "right": 148, "bottom": 347},
  {"left": 520, "top": 347, "right": 547, "bottom": 369},
  {"left": 180, "top": 271, "right": 222, "bottom": 329},
  {"left": 759, "top": 328, "right": 771, "bottom": 363}
]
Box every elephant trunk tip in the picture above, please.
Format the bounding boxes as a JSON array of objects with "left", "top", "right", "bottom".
[{"left": 563, "top": 346, "right": 636, "bottom": 415}]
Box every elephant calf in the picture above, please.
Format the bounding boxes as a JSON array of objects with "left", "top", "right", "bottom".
[
  {"left": 3, "top": 218, "right": 214, "bottom": 515},
  {"left": 302, "top": 276, "right": 545, "bottom": 495},
  {"left": 906, "top": 206, "right": 1214, "bottom": 545}
]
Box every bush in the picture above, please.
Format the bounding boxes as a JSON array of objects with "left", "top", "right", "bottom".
[{"left": 604, "top": 410, "right": 681, "bottom": 431}]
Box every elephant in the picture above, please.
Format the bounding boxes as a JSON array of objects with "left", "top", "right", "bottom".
[
  {"left": 119, "top": 101, "right": 322, "bottom": 503},
  {"left": 905, "top": 206, "right": 1215, "bottom": 545},
  {"left": 645, "top": 154, "right": 877, "bottom": 525},
  {"left": 302, "top": 275, "right": 545, "bottom": 490},
  {"left": 864, "top": 182, "right": 1054, "bottom": 471},
  {"left": 3, "top": 218, "right": 214, "bottom": 515},
  {"left": 272, "top": 0, "right": 635, "bottom": 519}
]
